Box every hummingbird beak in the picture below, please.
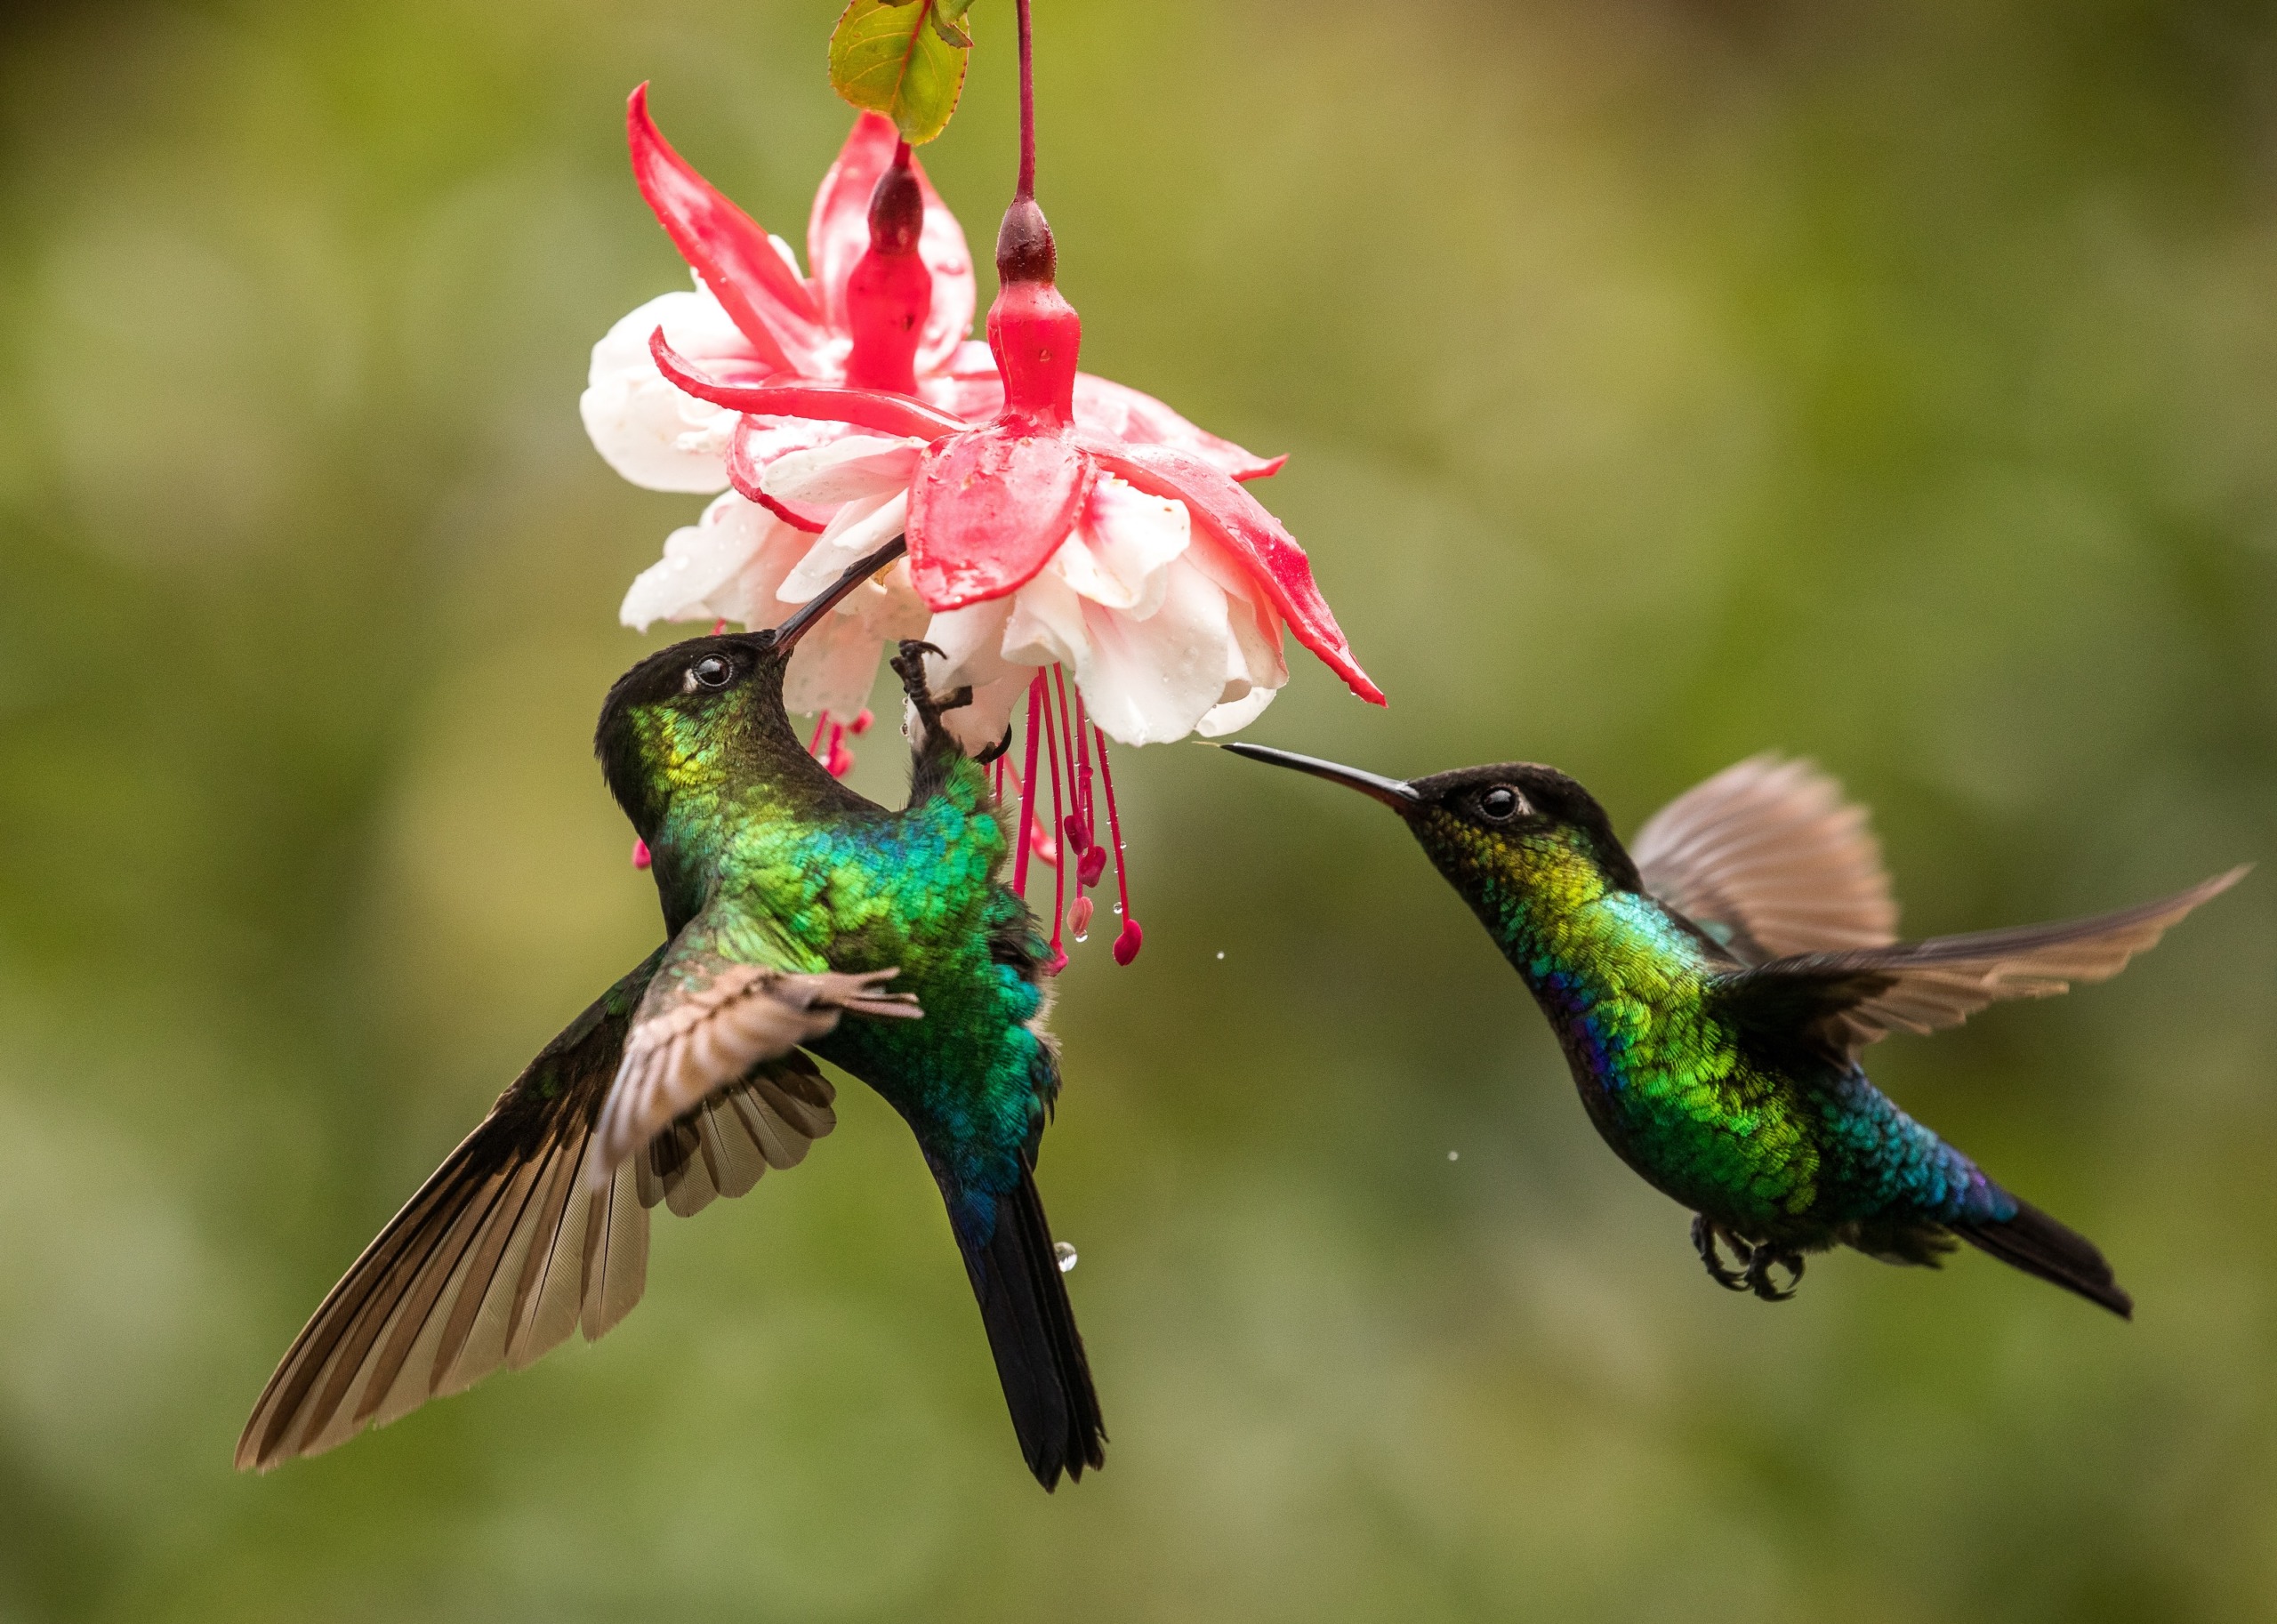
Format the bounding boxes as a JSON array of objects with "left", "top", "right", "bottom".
[
  {"left": 1216, "top": 742, "right": 1420, "bottom": 811},
  {"left": 768, "top": 535, "right": 910, "bottom": 653}
]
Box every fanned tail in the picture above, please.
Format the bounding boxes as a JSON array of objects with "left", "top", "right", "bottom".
[
  {"left": 932, "top": 1158, "right": 1106, "bottom": 1490},
  {"left": 1957, "top": 1196, "right": 2133, "bottom": 1319}
]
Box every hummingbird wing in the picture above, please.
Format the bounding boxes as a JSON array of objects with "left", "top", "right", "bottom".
[
  {"left": 1629, "top": 753, "right": 1899, "bottom": 962},
  {"left": 235, "top": 947, "right": 841, "bottom": 1472},
  {"left": 1715, "top": 867, "right": 2247, "bottom": 1060},
  {"left": 584, "top": 924, "right": 920, "bottom": 1192}
]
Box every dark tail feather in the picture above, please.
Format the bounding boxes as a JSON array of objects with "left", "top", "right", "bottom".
[
  {"left": 934, "top": 1160, "right": 1106, "bottom": 1489},
  {"left": 1958, "top": 1197, "right": 2134, "bottom": 1319}
]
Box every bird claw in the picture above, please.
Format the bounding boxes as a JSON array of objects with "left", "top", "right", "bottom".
[
  {"left": 1691, "top": 1214, "right": 1754, "bottom": 1292},
  {"left": 889, "top": 640, "right": 971, "bottom": 729},
  {"left": 1744, "top": 1245, "right": 1804, "bottom": 1303}
]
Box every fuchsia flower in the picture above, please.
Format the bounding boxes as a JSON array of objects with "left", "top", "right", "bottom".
[
  {"left": 585, "top": 86, "right": 1293, "bottom": 728},
  {"left": 587, "top": 78, "right": 1383, "bottom": 966}
]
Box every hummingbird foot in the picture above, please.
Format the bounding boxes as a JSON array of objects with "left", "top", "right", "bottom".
[
  {"left": 1743, "top": 1245, "right": 1804, "bottom": 1303},
  {"left": 890, "top": 640, "right": 974, "bottom": 731},
  {"left": 1691, "top": 1214, "right": 1755, "bottom": 1292}
]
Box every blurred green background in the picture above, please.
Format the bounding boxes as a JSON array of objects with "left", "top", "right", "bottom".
[{"left": 4, "top": 0, "right": 2277, "bottom": 1619}]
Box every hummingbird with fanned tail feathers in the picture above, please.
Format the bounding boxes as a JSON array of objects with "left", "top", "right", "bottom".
[
  {"left": 239, "top": 538, "right": 1106, "bottom": 1489},
  {"left": 1224, "top": 744, "right": 2244, "bottom": 1314}
]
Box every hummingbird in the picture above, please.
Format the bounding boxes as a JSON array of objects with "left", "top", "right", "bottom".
[
  {"left": 239, "top": 538, "right": 1106, "bottom": 1489},
  {"left": 1222, "top": 744, "right": 2245, "bottom": 1314}
]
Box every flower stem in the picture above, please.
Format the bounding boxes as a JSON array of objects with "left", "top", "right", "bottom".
[{"left": 1014, "top": 0, "right": 1035, "bottom": 202}]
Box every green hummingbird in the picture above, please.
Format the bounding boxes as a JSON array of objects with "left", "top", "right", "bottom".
[
  {"left": 1223, "top": 744, "right": 2245, "bottom": 1314},
  {"left": 239, "top": 539, "right": 1106, "bottom": 1489}
]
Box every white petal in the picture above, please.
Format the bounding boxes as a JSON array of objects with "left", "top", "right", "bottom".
[
  {"left": 1195, "top": 683, "right": 1278, "bottom": 737},
  {"left": 778, "top": 490, "right": 910, "bottom": 603},
  {"left": 921, "top": 599, "right": 1031, "bottom": 756},
  {"left": 619, "top": 494, "right": 777, "bottom": 631},
  {"left": 784, "top": 609, "right": 885, "bottom": 718},
  {"left": 580, "top": 291, "right": 746, "bottom": 494},
  {"left": 1000, "top": 570, "right": 1090, "bottom": 673},
  {"left": 760, "top": 435, "right": 926, "bottom": 505},
  {"left": 1051, "top": 474, "right": 1187, "bottom": 613},
  {"left": 941, "top": 671, "right": 1028, "bottom": 756},
  {"left": 1064, "top": 559, "right": 1247, "bottom": 747}
]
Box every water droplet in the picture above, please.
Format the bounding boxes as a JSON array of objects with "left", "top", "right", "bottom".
[
  {"left": 1053, "top": 1241, "right": 1077, "bottom": 1274},
  {"left": 1447, "top": 1151, "right": 1459, "bottom": 1162},
  {"left": 1215, "top": 951, "right": 1225, "bottom": 961}
]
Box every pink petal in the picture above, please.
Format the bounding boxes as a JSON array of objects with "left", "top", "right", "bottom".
[
  {"left": 1072, "top": 373, "right": 1285, "bottom": 482},
  {"left": 651, "top": 329, "right": 969, "bottom": 439},
  {"left": 807, "top": 113, "right": 977, "bottom": 375},
  {"left": 628, "top": 84, "right": 825, "bottom": 374},
  {"left": 1082, "top": 440, "right": 1384, "bottom": 706},
  {"left": 907, "top": 429, "right": 1094, "bottom": 610}
]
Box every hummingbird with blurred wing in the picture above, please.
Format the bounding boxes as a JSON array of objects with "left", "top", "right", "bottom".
[
  {"left": 1224, "top": 744, "right": 2245, "bottom": 1315},
  {"left": 239, "top": 538, "right": 1106, "bottom": 1490}
]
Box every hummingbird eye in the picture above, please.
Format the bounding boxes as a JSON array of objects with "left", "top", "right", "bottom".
[
  {"left": 687, "top": 655, "right": 735, "bottom": 691},
  {"left": 1478, "top": 786, "right": 1527, "bottom": 822}
]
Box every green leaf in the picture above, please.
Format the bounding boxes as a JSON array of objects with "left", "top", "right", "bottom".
[{"left": 828, "top": 0, "right": 972, "bottom": 146}]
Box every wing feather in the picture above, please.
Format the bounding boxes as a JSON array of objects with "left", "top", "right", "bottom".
[
  {"left": 1631, "top": 754, "right": 1899, "bottom": 961},
  {"left": 1718, "top": 867, "right": 2247, "bottom": 1059},
  {"left": 588, "top": 959, "right": 913, "bottom": 1189},
  {"left": 235, "top": 952, "right": 844, "bottom": 1473}
]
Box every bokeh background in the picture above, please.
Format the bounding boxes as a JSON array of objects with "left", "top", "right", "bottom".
[{"left": 4, "top": 0, "right": 2277, "bottom": 1618}]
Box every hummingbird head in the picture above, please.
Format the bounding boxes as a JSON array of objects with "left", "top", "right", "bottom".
[
  {"left": 1218, "top": 744, "right": 1642, "bottom": 917},
  {"left": 593, "top": 537, "right": 906, "bottom": 835}
]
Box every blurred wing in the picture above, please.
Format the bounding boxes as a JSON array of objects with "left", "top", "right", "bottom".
[
  {"left": 1630, "top": 754, "right": 1899, "bottom": 962},
  {"left": 235, "top": 949, "right": 846, "bottom": 1472},
  {"left": 587, "top": 928, "right": 919, "bottom": 1189},
  {"left": 1717, "top": 868, "right": 2246, "bottom": 1060}
]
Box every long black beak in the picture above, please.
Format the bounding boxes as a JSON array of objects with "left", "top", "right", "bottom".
[
  {"left": 1217, "top": 741, "right": 1420, "bottom": 810},
  {"left": 770, "top": 535, "right": 909, "bottom": 651}
]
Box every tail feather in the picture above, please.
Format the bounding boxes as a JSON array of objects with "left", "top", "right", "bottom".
[
  {"left": 935, "top": 1160, "right": 1106, "bottom": 1489},
  {"left": 1957, "top": 1196, "right": 2133, "bottom": 1319}
]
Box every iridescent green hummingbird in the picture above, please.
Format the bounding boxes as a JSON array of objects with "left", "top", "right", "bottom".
[
  {"left": 1224, "top": 744, "right": 2245, "bottom": 1314},
  {"left": 240, "top": 539, "right": 1106, "bottom": 1489}
]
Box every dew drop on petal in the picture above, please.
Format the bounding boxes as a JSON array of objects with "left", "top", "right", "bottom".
[{"left": 1054, "top": 1241, "right": 1077, "bottom": 1274}]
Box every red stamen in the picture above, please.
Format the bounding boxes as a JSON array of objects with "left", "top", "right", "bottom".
[
  {"left": 848, "top": 707, "right": 875, "bottom": 736},
  {"left": 807, "top": 711, "right": 832, "bottom": 757},
  {"left": 825, "top": 721, "right": 852, "bottom": 777},
  {"left": 631, "top": 836, "right": 652, "bottom": 871},
  {"left": 1042, "top": 667, "right": 1068, "bottom": 970},
  {"left": 1070, "top": 687, "right": 1104, "bottom": 888},
  {"left": 711, "top": 618, "right": 728, "bottom": 634},
  {"left": 1095, "top": 721, "right": 1142, "bottom": 965},
  {"left": 1011, "top": 672, "right": 1045, "bottom": 897},
  {"left": 1051, "top": 664, "right": 1087, "bottom": 865}
]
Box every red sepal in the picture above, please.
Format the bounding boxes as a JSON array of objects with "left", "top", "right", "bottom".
[
  {"left": 650, "top": 329, "right": 969, "bottom": 439},
  {"left": 628, "top": 84, "right": 823, "bottom": 374},
  {"left": 907, "top": 427, "right": 1093, "bottom": 609},
  {"left": 1084, "top": 440, "right": 1384, "bottom": 705}
]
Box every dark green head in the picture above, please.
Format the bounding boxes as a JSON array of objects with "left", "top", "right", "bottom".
[
  {"left": 594, "top": 537, "right": 905, "bottom": 838},
  {"left": 1219, "top": 744, "right": 1643, "bottom": 918}
]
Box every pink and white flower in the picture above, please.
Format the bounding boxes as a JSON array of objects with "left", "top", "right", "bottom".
[{"left": 583, "top": 88, "right": 1307, "bottom": 737}]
